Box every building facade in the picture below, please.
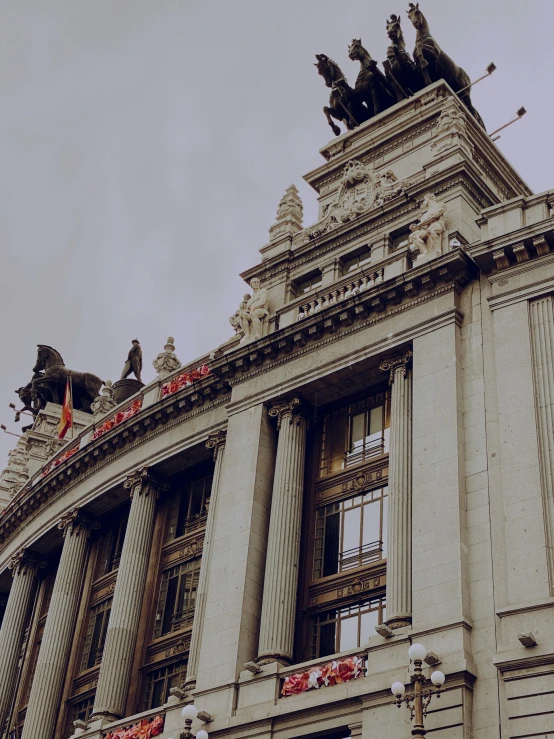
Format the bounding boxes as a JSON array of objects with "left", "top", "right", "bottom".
[{"left": 0, "top": 81, "right": 553, "bottom": 739}]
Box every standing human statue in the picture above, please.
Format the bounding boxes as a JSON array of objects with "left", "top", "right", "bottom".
[
  {"left": 121, "top": 339, "right": 143, "bottom": 383},
  {"left": 245, "top": 278, "right": 269, "bottom": 341}
]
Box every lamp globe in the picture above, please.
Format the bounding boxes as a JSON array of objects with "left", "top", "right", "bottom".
[
  {"left": 408, "top": 643, "right": 427, "bottom": 661},
  {"left": 182, "top": 705, "right": 198, "bottom": 722},
  {"left": 391, "top": 681, "right": 406, "bottom": 697},
  {"left": 196, "top": 730, "right": 209, "bottom": 739},
  {"left": 431, "top": 670, "right": 445, "bottom": 686}
]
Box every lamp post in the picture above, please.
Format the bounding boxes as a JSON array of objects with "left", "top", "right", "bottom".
[
  {"left": 391, "top": 643, "right": 445, "bottom": 738},
  {"left": 168, "top": 705, "right": 209, "bottom": 739}
]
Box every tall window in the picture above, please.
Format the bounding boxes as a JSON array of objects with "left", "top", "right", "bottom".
[
  {"left": 153, "top": 559, "right": 201, "bottom": 639},
  {"left": 301, "top": 387, "right": 389, "bottom": 661},
  {"left": 320, "top": 389, "right": 390, "bottom": 476},
  {"left": 80, "top": 598, "right": 112, "bottom": 671},
  {"left": 341, "top": 245, "right": 372, "bottom": 274},
  {"left": 139, "top": 461, "right": 214, "bottom": 712}
]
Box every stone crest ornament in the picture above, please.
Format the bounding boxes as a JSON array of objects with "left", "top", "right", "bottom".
[
  {"left": 90, "top": 380, "right": 117, "bottom": 418},
  {"left": 306, "top": 159, "right": 405, "bottom": 240},
  {"left": 152, "top": 337, "right": 181, "bottom": 379},
  {"left": 408, "top": 193, "right": 447, "bottom": 265},
  {"left": 229, "top": 278, "right": 270, "bottom": 344}
]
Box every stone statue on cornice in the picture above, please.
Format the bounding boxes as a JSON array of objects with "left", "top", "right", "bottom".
[
  {"left": 408, "top": 193, "right": 447, "bottom": 263},
  {"left": 229, "top": 279, "right": 270, "bottom": 345}
]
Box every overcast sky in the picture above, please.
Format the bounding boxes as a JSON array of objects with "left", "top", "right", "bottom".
[{"left": 0, "top": 0, "right": 552, "bottom": 467}]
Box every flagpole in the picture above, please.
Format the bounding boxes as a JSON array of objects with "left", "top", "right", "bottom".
[{"left": 69, "top": 373, "right": 74, "bottom": 440}]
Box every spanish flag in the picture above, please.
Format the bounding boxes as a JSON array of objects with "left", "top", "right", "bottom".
[{"left": 58, "top": 377, "right": 73, "bottom": 439}]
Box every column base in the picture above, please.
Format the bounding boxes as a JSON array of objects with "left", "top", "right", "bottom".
[
  {"left": 256, "top": 652, "right": 291, "bottom": 667},
  {"left": 386, "top": 614, "right": 412, "bottom": 630}
]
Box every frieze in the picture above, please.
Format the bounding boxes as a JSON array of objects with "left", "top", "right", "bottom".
[
  {"left": 161, "top": 531, "right": 205, "bottom": 568},
  {"left": 308, "top": 566, "right": 386, "bottom": 608},
  {"left": 315, "top": 458, "right": 389, "bottom": 505},
  {"left": 146, "top": 632, "right": 191, "bottom": 666}
]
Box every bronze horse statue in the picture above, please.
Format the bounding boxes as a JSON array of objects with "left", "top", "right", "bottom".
[
  {"left": 32, "top": 345, "right": 103, "bottom": 414},
  {"left": 348, "top": 39, "right": 397, "bottom": 117},
  {"left": 315, "top": 54, "right": 370, "bottom": 137},
  {"left": 385, "top": 14, "right": 424, "bottom": 97},
  {"left": 406, "top": 3, "right": 485, "bottom": 128}
]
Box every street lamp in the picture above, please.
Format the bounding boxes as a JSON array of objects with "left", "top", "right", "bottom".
[
  {"left": 167, "top": 705, "right": 209, "bottom": 739},
  {"left": 391, "top": 643, "right": 445, "bottom": 738}
]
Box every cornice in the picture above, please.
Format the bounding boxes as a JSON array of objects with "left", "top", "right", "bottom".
[
  {"left": 217, "top": 249, "right": 475, "bottom": 392},
  {"left": 0, "top": 375, "right": 231, "bottom": 548},
  {"left": 469, "top": 222, "right": 554, "bottom": 274}
]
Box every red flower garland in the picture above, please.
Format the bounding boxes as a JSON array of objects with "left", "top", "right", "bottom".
[
  {"left": 161, "top": 364, "right": 210, "bottom": 398},
  {"left": 104, "top": 714, "right": 164, "bottom": 739},
  {"left": 281, "top": 656, "right": 365, "bottom": 697},
  {"left": 92, "top": 398, "right": 143, "bottom": 441},
  {"left": 41, "top": 443, "right": 79, "bottom": 478}
]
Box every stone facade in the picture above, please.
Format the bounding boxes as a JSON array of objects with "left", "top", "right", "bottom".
[{"left": 0, "top": 82, "right": 553, "bottom": 739}]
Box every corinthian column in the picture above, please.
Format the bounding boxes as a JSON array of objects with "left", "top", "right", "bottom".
[
  {"left": 380, "top": 349, "right": 413, "bottom": 629},
  {"left": 91, "top": 468, "right": 168, "bottom": 721},
  {"left": 0, "top": 550, "right": 41, "bottom": 731},
  {"left": 22, "top": 509, "right": 97, "bottom": 739},
  {"left": 529, "top": 297, "right": 554, "bottom": 588},
  {"left": 184, "top": 429, "right": 227, "bottom": 692},
  {"left": 257, "top": 396, "right": 308, "bottom": 664}
]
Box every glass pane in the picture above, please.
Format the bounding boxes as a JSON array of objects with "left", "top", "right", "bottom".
[
  {"left": 190, "top": 480, "right": 204, "bottom": 517},
  {"left": 350, "top": 413, "right": 365, "bottom": 449},
  {"left": 382, "top": 493, "right": 389, "bottom": 559},
  {"left": 323, "top": 511, "right": 340, "bottom": 577},
  {"left": 162, "top": 575, "right": 179, "bottom": 636},
  {"left": 362, "top": 499, "right": 381, "bottom": 547},
  {"left": 319, "top": 622, "right": 336, "bottom": 657},
  {"left": 339, "top": 614, "right": 359, "bottom": 651},
  {"left": 329, "top": 412, "right": 348, "bottom": 472},
  {"left": 360, "top": 609, "right": 379, "bottom": 643},
  {"left": 151, "top": 677, "right": 165, "bottom": 709},
  {"left": 369, "top": 406, "right": 383, "bottom": 435},
  {"left": 342, "top": 506, "right": 361, "bottom": 554}
]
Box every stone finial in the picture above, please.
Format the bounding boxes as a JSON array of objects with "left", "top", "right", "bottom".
[
  {"left": 152, "top": 336, "right": 182, "bottom": 379},
  {"left": 269, "top": 184, "right": 304, "bottom": 243},
  {"left": 90, "top": 380, "right": 117, "bottom": 419}
]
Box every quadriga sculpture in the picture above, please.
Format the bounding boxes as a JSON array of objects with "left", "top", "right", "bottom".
[
  {"left": 385, "top": 14, "right": 424, "bottom": 97},
  {"left": 406, "top": 2, "right": 485, "bottom": 128},
  {"left": 32, "top": 345, "right": 103, "bottom": 414},
  {"left": 315, "top": 54, "right": 370, "bottom": 137},
  {"left": 348, "top": 39, "right": 397, "bottom": 117}
]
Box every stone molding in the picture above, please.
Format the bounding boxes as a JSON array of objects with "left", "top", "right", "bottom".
[
  {"left": 379, "top": 349, "right": 413, "bottom": 384},
  {"left": 268, "top": 395, "right": 309, "bottom": 429},
  {"left": 58, "top": 507, "right": 100, "bottom": 538},
  {"left": 123, "top": 468, "right": 169, "bottom": 500},
  {"left": 8, "top": 548, "right": 43, "bottom": 576},
  {"left": 205, "top": 429, "right": 227, "bottom": 460}
]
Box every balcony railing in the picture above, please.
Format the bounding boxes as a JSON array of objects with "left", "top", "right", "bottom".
[
  {"left": 298, "top": 268, "right": 384, "bottom": 321},
  {"left": 339, "top": 540, "right": 383, "bottom": 572}
]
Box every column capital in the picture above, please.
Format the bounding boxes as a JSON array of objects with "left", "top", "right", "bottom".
[
  {"left": 269, "top": 395, "right": 309, "bottom": 429},
  {"left": 206, "top": 429, "right": 227, "bottom": 460},
  {"left": 379, "top": 349, "right": 413, "bottom": 384},
  {"left": 58, "top": 508, "right": 100, "bottom": 538},
  {"left": 8, "top": 548, "right": 45, "bottom": 577},
  {"left": 123, "top": 467, "right": 169, "bottom": 500}
]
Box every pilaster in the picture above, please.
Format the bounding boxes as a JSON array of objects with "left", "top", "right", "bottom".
[
  {"left": 379, "top": 350, "right": 413, "bottom": 628},
  {"left": 257, "top": 395, "right": 308, "bottom": 664}
]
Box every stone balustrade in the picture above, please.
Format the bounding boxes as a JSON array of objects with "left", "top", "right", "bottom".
[{"left": 298, "top": 268, "right": 384, "bottom": 321}]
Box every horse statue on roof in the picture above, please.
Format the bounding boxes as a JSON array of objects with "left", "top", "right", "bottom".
[
  {"left": 315, "top": 54, "right": 370, "bottom": 137},
  {"left": 385, "top": 14, "right": 424, "bottom": 97},
  {"left": 348, "top": 39, "right": 397, "bottom": 117},
  {"left": 31, "top": 345, "right": 103, "bottom": 414},
  {"left": 406, "top": 2, "right": 485, "bottom": 128}
]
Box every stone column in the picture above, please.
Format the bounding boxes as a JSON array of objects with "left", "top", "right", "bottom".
[
  {"left": 257, "top": 396, "right": 308, "bottom": 664},
  {"left": 184, "top": 430, "right": 227, "bottom": 692},
  {"left": 21, "top": 510, "right": 97, "bottom": 739},
  {"left": 380, "top": 349, "right": 413, "bottom": 629},
  {"left": 0, "top": 550, "right": 41, "bottom": 731},
  {"left": 91, "top": 468, "right": 168, "bottom": 721},
  {"left": 529, "top": 297, "right": 554, "bottom": 588}
]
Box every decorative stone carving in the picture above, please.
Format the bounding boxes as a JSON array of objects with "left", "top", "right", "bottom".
[
  {"left": 304, "top": 159, "right": 405, "bottom": 241},
  {"left": 230, "top": 278, "right": 270, "bottom": 344},
  {"left": 269, "top": 184, "right": 304, "bottom": 243},
  {"left": 268, "top": 395, "right": 308, "bottom": 428},
  {"left": 152, "top": 337, "right": 181, "bottom": 379},
  {"left": 0, "top": 443, "right": 30, "bottom": 498},
  {"left": 8, "top": 548, "right": 42, "bottom": 576},
  {"left": 90, "top": 380, "right": 117, "bottom": 418},
  {"left": 58, "top": 508, "right": 100, "bottom": 538},
  {"left": 205, "top": 429, "right": 227, "bottom": 460},
  {"left": 123, "top": 467, "right": 169, "bottom": 500},
  {"left": 379, "top": 349, "right": 413, "bottom": 384},
  {"left": 431, "top": 100, "right": 471, "bottom": 156},
  {"left": 408, "top": 193, "right": 447, "bottom": 265}
]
